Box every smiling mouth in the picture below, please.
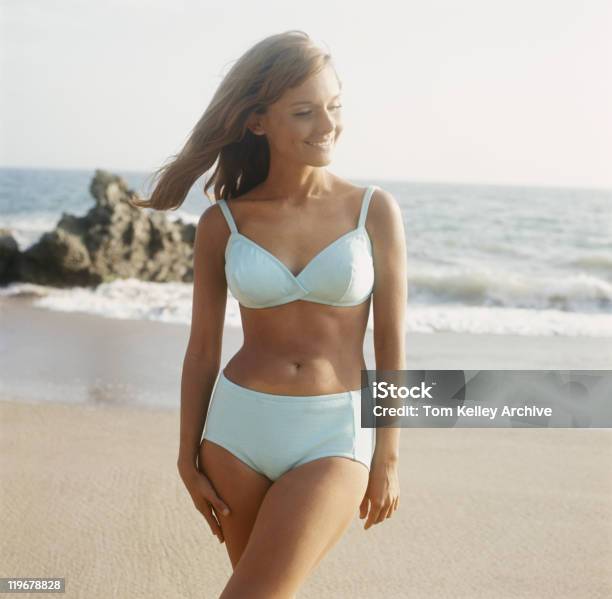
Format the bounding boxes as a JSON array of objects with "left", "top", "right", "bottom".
[{"left": 304, "top": 139, "right": 334, "bottom": 149}]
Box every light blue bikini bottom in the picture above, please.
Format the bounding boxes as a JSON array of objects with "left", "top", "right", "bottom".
[{"left": 201, "top": 371, "right": 376, "bottom": 482}]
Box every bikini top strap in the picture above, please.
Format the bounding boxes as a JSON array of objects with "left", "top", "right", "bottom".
[
  {"left": 358, "top": 185, "right": 377, "bottom": 229},
  {"left": 217, "top": 199, "right": 238, "bottom": 234}
]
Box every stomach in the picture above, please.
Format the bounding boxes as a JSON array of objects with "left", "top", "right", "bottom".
[{"left": 222, "top": 299, "right": 371, "bottom": 395}]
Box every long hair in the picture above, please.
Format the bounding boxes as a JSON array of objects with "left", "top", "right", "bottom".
[{"left": 130, "top": 30, "right": 339, "bottom": 211}]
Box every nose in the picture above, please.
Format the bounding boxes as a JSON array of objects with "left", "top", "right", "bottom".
[{"left": 317, "top": 110, "right": 336, "bottom": 136}]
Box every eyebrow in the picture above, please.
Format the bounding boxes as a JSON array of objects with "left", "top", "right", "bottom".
[{"left": 290, "top": 94, "right": 341, "bottom": 106}]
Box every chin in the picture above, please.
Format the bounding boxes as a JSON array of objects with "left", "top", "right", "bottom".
[
  {"left": 301, "top": 149, "right": 334, "bottom": 167},
  {"left": 304, "top": 157, "right": 333, "bottom": 167}
]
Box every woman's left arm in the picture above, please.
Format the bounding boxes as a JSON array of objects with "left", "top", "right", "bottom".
[{"left": 360, "top": 187, "right": 408, "bottom": 530}]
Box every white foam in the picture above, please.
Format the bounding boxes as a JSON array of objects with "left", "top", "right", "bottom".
[
  {"left": 1, "top": 280, "right": 611, "bottom": 338},
  {"left": 406, "top": 304, "right": 612, "bottom": 337},
  {"left": 0, "top": 279, "right": 192, "bottom": 324},
  {"left": 410, "top": 262, "right": 612, "bottom": 311},
  {"left": 0, "top": 213, "right": 62, "bottom": 250}
]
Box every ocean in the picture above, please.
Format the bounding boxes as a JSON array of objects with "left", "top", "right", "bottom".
[{"left": 1, "top": 166, "right": 611, "bottom": 337}]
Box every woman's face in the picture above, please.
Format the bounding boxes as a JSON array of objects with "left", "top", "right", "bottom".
[{"left": 250, "top": 64, "right": 344, "bottom": 167}]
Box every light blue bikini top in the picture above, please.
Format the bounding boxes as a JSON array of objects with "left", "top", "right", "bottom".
[{"left": 217, "top": 185, "right": 377, "bottom": 309}]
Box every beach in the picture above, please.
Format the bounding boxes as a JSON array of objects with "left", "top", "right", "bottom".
[
  {"left": 2, "top": 0, "right": 611, "bottom": 593},
  {"left": 2, "top": 297, "right": 611, "bottom": 411},
  {"left": 2, "top": 296, "right": 612, "bottom": 598}
]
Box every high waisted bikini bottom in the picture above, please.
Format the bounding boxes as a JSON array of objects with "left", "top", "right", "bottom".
[{"left": 201, "top": 371, "right": 376, "bottom": 481}]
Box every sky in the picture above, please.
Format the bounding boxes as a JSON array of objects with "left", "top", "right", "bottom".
[{"left": 1, "top": 0, "right": 611, "bottom": 189}]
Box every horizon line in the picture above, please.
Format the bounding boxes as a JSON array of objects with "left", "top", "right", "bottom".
[{"left": 0, "top": 163, "right": 611, "bottom": 194}]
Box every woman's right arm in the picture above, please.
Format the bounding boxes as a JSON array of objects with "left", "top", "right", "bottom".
[
  {"left": 177, "top": 204, "right": 232, "bottom": 538},
  {"left": 178, "top": 204, "right": 228, "bottom": 470}
]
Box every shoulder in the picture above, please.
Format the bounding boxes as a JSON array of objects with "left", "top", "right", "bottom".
[
  {"left": 198, "top": 200, "right": 223, "bottom": 231},
  {"left": 368, "top": 186, "right": 403, "bottom": 228},
  {"left": 369, "top": 185, "right": 400, "bottom": 211},
  {"left": 334, "top": 176, "right": 398, "bottom": 213},
  {"left": 195, "top": 200, "right": 231, "bottom": 250},
  {"left": 365, "top": 186, "right": 405, "bottom": 252},
  {"left": 333, "top": 178, "right": 401, "bottom": 228}
]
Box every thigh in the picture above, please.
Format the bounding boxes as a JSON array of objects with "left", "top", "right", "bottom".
[
  {"left": 199, "top": 439, "right": 273, "bottom": 568},
  {"left": 219, "top": 456, "right": 370, "bottom": 599}
]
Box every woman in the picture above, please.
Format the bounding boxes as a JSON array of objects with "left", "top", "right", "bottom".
[{"left": 135, "top": 30, "right": 407, "bottom": 598}]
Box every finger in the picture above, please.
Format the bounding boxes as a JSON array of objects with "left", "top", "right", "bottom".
[
  {"left": 209, "top": 506, "right": 227, "bottom": 543},
  {"left": 359, "top": 496, "right": 369, "bottom": 519},
  {"left": 199, "top": 479, "right": 231, "bottom": 517},
  {"left": 197, "top": 501, "right": 224, "bottom": 541},
  {"left": 374, "top": 502, "right": 391, "bottom": 524},
  {"left": 364, "top": 501, "right": 383, "bottom": 529},
  {"left": 387, "top": 496, "right": 398, "bottom": 517},
  {"left": 206, "top": 488, "right": 231, "bottom": 518},
  {"left": 205, "top": 514, "right": 224, "bottom": 542}
]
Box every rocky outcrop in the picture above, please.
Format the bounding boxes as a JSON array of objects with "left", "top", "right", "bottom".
[
  {"left": 1, "top": 170, "right": 197, "bottom": 287},
  {"left": 0, "top": 170, "right": 195, "bottom": 287},
  {"left": 0, "top": 229, "right": 20, "bottom": 284}
]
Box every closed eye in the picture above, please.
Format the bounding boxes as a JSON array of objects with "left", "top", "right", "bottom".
[{"left": 294, "top": 104, "right": 343, "bottom": 117}]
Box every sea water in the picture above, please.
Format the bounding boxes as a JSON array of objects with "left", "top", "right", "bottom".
[{"left": 1, "top": 167, "right": 610, "bottom": 337}]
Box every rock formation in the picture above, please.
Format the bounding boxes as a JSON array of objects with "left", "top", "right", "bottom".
[{"left": 0, "top": 170, "right": 197, "bottom": 287}]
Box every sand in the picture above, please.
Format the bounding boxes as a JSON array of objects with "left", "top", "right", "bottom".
[
  {"left": 1, "top": 297, "right": 611, "bottom": 598},
  {"left": 2, "top": 401, "right": 611, "bottom": 598},
  {"left": 1, "top": 298, "right": 610, "bottom": 410}
]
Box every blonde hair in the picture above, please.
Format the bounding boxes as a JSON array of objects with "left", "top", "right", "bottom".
[{"left": 131, "top": 30, "right": 339, "bottom": 211}]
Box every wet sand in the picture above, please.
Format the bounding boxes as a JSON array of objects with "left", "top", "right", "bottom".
[{"left": 2, "top": 297, "right": 610, "bottom": 410}]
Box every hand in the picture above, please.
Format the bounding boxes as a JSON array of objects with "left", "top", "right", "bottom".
[
  {"left": 359, "top": 455, "right": 400, "bottom": 530},
  {"left": 177, "top": 460, "right": 231, "bottom": 543}
]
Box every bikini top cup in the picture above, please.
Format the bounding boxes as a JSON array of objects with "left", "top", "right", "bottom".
[{"left": 217, "top": 185, "right": 377, "bottom": 309}]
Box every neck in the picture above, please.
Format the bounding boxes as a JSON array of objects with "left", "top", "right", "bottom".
[{"left": 261, "top": 156, "right": 334, "bottom": 200}]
